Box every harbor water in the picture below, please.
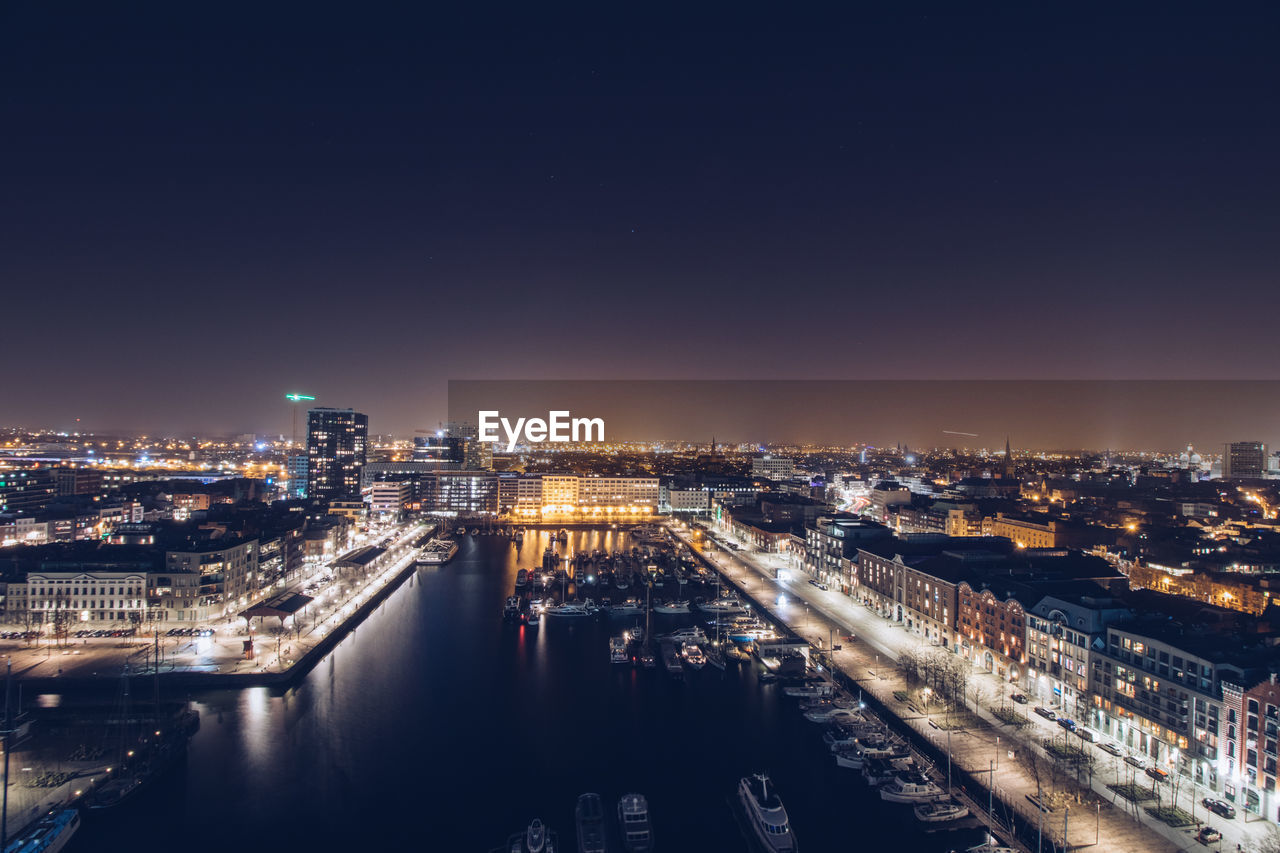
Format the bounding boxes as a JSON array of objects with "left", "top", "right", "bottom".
[{"left": 72, "top": 529, "right": 989, "bottom": 852}]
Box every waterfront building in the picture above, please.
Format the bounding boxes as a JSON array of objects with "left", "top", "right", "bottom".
[
  {"left": 306, "top": 408, "right": 369, "bottom": 502},
  {"left": 664, "top": 487, "right": 710, "bottom": 515},
  {"left": 165, "top": 538, "right": 259, "bottom": 616},
  {"left": 1091, "top": 604, "right": 1271, "bottom": 795},
  {"left": 422, "top": 471, "right": 500, "bottom": 516},
  {"left": 1024, "top": 588, "right": 1133, "bottom": 719},
  {"left": 368, "top": 481, "right": 410, "bottom": 517},
  {"left": 804, "top": 516, "right": 891, "bottom": 589}
]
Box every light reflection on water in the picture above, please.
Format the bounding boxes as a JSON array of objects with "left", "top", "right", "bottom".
[{"left": 76, "top": 529, "right": 986, "bottom": 853}]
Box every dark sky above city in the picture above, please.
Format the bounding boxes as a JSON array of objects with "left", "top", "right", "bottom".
[{"left": 4, "top": 7, "right": 1279, "bottom": 440}]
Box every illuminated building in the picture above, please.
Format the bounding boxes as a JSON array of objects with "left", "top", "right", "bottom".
[
  {"left": 0, "top": 468, "right": 57, "bottom": 515},
  {"left": 1223, "top": 441, "right": 1267, "bottom": 481},
  {"left": 750, "top": 454, "right": 795, "bottom": 480},
  {"left": 1220, "top": 676, "right": 1280, "bottom": 822},
  {"left": 306, "top": 408, "right": 368, "bottom": 502}
]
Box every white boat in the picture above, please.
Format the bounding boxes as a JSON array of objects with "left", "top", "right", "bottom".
[
  {"left": 783, "top": 681, "right": 834, "bottom": 699},
  {"left": 803, "top": 706, "right": 864, "bottom": 724},
  {"left": 608, "top": 599, "right": 644, "bottom": 618},
  {"left": 4, "top": 808, "right": 80, "bottom": 853},
  {"left": 879, "top": 772, "right": 945, "bottom": 803},
  {"left": 509, "top": 818, "right": 555, "bottom": 853},
  {"left": 544, "top": 602, "right": 591, "bottom": 617},
  {"left": 682, "top": 643, "right": 706, "bottom": 669},
  {"left": 418, "top": 539, "right": 458, "bottom": 564},
  {"left": 699, "top": 596, "right": 747, "bottom": 615},
  {"left": 661, "top": 627, "right": 708, "bottom": 645},
  {"left": 610, "top": 636, "right": 630, "bottom": 664},
  {"left": 617, "top": 793, "right": 653, "bottom": 852},
  {"left": 913, "top": 798, "right": 970, "bottom": 823},
  {"left": 834, "top": 738, "right": 906, "bottom": 769},
  {"left": 653, "top": 600, "right": 690, "bottom": 614},
  {"left": 737, "top": 774, "right": 798, "bottom": 852},
  {"left": 964, "top": 843, "right": 1019, "bottom": 853}
]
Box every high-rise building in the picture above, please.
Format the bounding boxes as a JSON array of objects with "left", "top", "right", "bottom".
[
  {"left": 1223, "top": 441, "right": 1267, "bottom": 480},
  {"left": 286, "top": 453, "right": 309, "bottom": 499},
  {"left": 306, "top": 408, "right": 368, "bottom": 502}
]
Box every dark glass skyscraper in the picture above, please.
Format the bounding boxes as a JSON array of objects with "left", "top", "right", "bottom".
[{"left": 306, "top": 408, "right": 369, "bottom": 502}]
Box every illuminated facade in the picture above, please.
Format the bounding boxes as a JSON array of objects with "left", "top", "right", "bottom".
[{"left": 306, "top": 408, "right": 369, "bottom": 502}]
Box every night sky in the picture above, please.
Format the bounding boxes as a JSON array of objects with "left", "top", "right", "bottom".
[{"left": 4, "top": 7, "right": 1279, "bottom": 438}]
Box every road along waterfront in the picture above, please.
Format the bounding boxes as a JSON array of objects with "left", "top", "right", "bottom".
[{"left": 672, "top": 520, "right": 1246, "bottom": 853}]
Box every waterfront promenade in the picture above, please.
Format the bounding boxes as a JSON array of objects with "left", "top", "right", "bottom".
[
  {"left": 0, "top": 522, "right": 429, "bottom": 687},
  {"left": 670, "top": 522, "right": 1214, "bottom": 853}
]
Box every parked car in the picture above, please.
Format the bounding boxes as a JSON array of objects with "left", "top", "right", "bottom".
[
  {"left": 1097, "top": 742, "right": 1123, "bottom": 757},
  {"left": 808, "top": 579, "right": 829, "bottom": 591},
  {"left": 1009, "top": 693, "right": 1028, "bottom": 704},
  {"left": 1057, "top": 717, "right": 1078, "bottom": 732},
  {"left": 1124, "top": 755, "right": 1147, "bottom": 769},
  {"left": 1145, "top": 766, "right": 1170, "bottom": 782},
  {"left": 1034, "top": 706, "right": 1057, "bottom": 720},
  {"left": 1074, "top": 728, "right": 1095, "bottom": 742},
  {"left": 1202, "top": 798, "right": 1236, "bottom": 819},
  {"left": 1197, "top": 826, "right": 1222, "bottom": 845}
]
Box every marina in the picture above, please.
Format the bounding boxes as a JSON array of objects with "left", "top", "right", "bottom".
[{"left": 66, "top": 527, "right": 999, "bottom": 851}]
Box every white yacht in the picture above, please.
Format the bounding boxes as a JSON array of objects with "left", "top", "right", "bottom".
[
  {"left": 913, "top": 798, "right": 970, "bottom": 823},
  {"left": 617, "top": 793, "right": 653, "bottom": 852},
  {"left": 608, "top": 599, "right": 644, "bottom": 617},
  {"left": 682, "top": 643, "right": 706, "bottom": 669},
  {"left": 738, "top": 773, "right": 798, "bottom": 852},
  {"left": 509, "top": 818, "right": 555, "bottom": 853},
  {"left": 879, "top": 772, "right": 945, "bottom": 803},
  {"left": 610, "top": 636, "right": 630, "bottom": 664},
  {"left": 699, "top": 596, "right": 747, "bottom": 615},
  {"left": 802, "top": 706, "right": 864, "bottom": 724},
  {"left": 661, "top": 626, "right": 708, "bottom": 645},
  {"left": 653, "top": 600, "right": 690, "bottom": 614},
  {"left": 544, "top": 602, "right": 591, "bottom": 617}
]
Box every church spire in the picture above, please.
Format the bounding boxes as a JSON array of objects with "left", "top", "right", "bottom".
[{"left": 1004, "top": 436, "right": 1015, "bottom": 479}]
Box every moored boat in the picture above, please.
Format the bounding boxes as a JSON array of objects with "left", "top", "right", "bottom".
[
  {"left": 3, "top": 807, "right": 80, "bottom": 853},
  {"left": 617, "top": 793, "right": 653, "bottom": 852},
  {"left": 879, "top": 772, "right": 945, "bottom": 803},
  {"left": 575, "top": 793, "right": 607, "bottom": 853},
  {"left": 737, "top": 773, "right": 797, "bottom": 852},
  {"left": 913, "top": 798, "right": 970, "bottom": 823},
  {"left": 652, "top": 600, "right": 690, "bottom": 614}
]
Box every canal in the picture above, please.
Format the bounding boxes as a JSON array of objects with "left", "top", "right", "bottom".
[{"left": 72, "top": 529, "right": 989, "bottom": 851}]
